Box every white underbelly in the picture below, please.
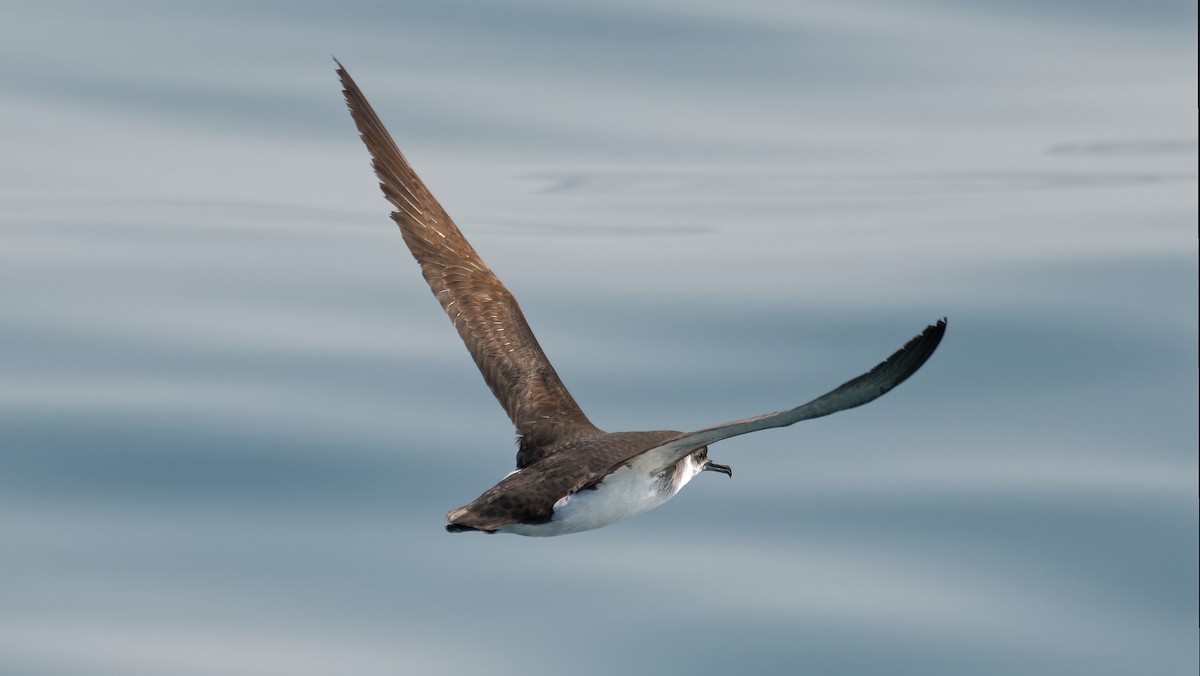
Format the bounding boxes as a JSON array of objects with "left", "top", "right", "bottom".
[{"left": 500, "top": 464, "right": 684, "bottom": 537}]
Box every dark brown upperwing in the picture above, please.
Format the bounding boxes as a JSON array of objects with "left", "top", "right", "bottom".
[{"left": 337, "top": 62, "right": 600, "bottom": 465}]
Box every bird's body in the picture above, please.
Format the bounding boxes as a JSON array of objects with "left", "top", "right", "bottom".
[
  {"left": 337, "top": 62, "right": 946, "bottom": 536},
  {"left": 443, "top": 429, "right": 727, "bottom": 536},
  {"left": 499, "top": 445, "right": 706, "bottom": 537}
]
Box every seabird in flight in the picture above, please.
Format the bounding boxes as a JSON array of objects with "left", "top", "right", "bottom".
[{"left": 336, "top": 62, "right": 946, "bottom": 536}]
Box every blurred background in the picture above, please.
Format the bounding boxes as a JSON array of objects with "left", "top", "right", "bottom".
[{"left": 1, "top": 1, "right": 1196, "bottom": 674}]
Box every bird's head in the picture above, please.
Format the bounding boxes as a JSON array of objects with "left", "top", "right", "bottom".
[{"left": 693, "top": 446, "right": 732, "bottom": 478}]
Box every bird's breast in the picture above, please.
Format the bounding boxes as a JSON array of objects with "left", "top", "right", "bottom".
[{"left": 500, "top": 461, "right": 691, "bottom": 537}]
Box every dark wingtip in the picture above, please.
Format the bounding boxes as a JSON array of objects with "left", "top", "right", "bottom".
[
  {"left": 910, "top": 317, "right": 947, "bottom": 352},
  {"left": 854, "top": 316, "right": 947, "bottom": 398},
  {"left": 928, "top": 316, "right": 948, "bottom": 349},
  {"left": 926, "top": 316, "right": 947, "bottom": 347},
  {"left": 889, "top": 316, "right": 947, "bottom": 384}
]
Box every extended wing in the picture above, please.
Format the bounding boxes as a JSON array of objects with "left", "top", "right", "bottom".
[
  {"left": 627, "top": 319, "right": 947, "bottom": 475},
  {"left": 338, "top": 62, "right": 601, "bottom": 464}
]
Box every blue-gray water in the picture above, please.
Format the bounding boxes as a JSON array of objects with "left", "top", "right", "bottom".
[{"left": 1, "top": 2, "right": 1196, "bottom": 675}]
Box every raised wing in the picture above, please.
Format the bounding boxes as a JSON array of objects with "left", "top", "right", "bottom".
[
  {"left": 627, "top": 318, "right": 947, "bottom": 474},
  {"left": 337, "top": 62, "right": 600, "bottom": 464}
]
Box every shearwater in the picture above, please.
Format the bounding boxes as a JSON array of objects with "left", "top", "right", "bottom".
[{"left": 336, "top": 62, "right": 946, "bottom": 536}]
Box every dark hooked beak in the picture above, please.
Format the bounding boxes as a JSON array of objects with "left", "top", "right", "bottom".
[{"left": 704, "top": 461, "right": 733, "bottom": 478}]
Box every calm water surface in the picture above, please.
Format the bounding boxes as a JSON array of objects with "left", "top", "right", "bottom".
[{"left": 1, "top": 2, "right": 1196, "bottom": 675}]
